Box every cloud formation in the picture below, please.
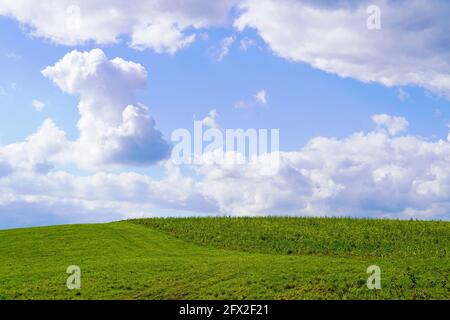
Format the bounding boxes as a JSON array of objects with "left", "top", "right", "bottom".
[
  {"left": 194, "top": 114, "right": 450, "bottom": 220},
  {"left": 41, "top": 49, "right": 170, "bottom": 168},
  {"left": 372, "top": 114, "right": 409, "bottom": 136},
  {"left": 2, "top": 111, "right": 450, "bottom": 227},
  {"left": 0, "top": 119, "right": 68, "bottom": 174},
  {"left": 2, "top": 1, "right": 450, "bottom": 226},
  {"left": 0, "top": 49, "right": 172, "bottom": 177},
  {"left": 0, "top": 0, "right": 237, "bottom": 54},
  {"left": 3, "top": 1, "right": 450, "bottom": 98},
  {"left": 235, "top": 0, "right": 450, "bottom": 98}
]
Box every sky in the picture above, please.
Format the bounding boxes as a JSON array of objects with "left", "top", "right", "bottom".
[{"left": 1, "top": 0, "right": 450, "bottom": 229}]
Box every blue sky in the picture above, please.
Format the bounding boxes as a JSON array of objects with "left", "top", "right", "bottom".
[
  {"left": 2, "top": 15, "right": 449, "bottom": 149},
  {"left": 1, "top": 0, "right": 450, "bottom": 228}
]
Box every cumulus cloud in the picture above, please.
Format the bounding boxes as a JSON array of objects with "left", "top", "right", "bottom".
[
  {"left": 2, "top": 111, "right": 450, "bottom": 226},
  {"left": 0, "top": 161, "right": 208, "bottom": 228},
  {"left": 130, "top": 18, "right": 196, "bottom": 54},
  {"left": 194, "top": 122, "right": 450, "bottom": 220},
  {"left": 372, "top": 114, "right": 409, "bottom": 136},
  {"left": 3, "top": 1, "right": 450, "bottom": 225},
  {"left": 0, "top": 119, "right": 68, "bottom": 174},
  {"left": 234, "top": 0, "right": 450, "bottom": 98},
  {"left": 41, "top": 49, "right": 170, "bottom": 168},
  {"left": 0, "top": 0, "right": 237, "bottom": 54},
  {"left": 4, "top": 0, "right": 450, "bottom": 98}
]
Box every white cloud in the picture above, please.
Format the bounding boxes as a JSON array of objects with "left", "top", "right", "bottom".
[
  {"left": 130, "top": 18, "right": 196, "bottom": 54},
  {"left": 4, "top": 0, "right": 450, "bottom": 99},
  {"left": 193, "top": 122, "right": 450, "bottom": 220},
  {"left": 2, "top": 110, "right": 450, "bottom": 225},
  {"left": 0, "top": 160, "right": 208, "bottom": 228},
  {"left": 32, "top": 99, "right": 46, "bottom": 111},
  {"left": 215, "top": 36, "right": 235, "bottom": 61},
  {"left": 40, "top": 49, "right": 170, "bottom": 168},
  {"left": 254, "top": 90, "right": 267, "bottom": 105},
  {"left": 372, "top": 114, "right": 409, "bottom": 136},
  {"left": 234, "top": 0, "right": 450, "bottom": 99},
  {"left": 0, "top": 0, "right": 238, "bottom": 54},
  {"left": 0, "top": 119, "right": 68, "bottom": 174},
  {"left": 3, "top": 0, "right": 450, "bottom": 225},
  {"left": 3, "top": 0, "right": 450, "bottom": 99}
]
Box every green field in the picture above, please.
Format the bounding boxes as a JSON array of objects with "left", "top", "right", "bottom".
[{"left": 0, "top": 217, "right": 449, "bottom": 300}]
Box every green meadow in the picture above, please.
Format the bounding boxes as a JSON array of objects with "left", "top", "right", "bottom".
[{"left": 0, "top": 217, "right": 448, "bottom": 300}]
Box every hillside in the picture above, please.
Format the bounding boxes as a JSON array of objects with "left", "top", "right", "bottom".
[{"left": 0, "top": 218, "right": 449, "bottom": 300}]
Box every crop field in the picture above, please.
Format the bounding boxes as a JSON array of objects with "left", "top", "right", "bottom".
[
  {"left": 0, "top": 217, "right": 449, "bottom": 300},
  {"left": 131, "top": 217, "right": 450, "bottom": 258}
]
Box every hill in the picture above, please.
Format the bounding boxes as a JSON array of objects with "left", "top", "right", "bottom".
[{"left": 0, "top": 217, "right": 448, "bottom": 300}]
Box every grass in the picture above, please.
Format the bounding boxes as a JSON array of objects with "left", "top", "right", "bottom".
[
  {"left": 0, "top": 217, "right": 448, "bottom": 300},
  {"left": 131, "top": 217, "right": 450, "bottom": 258}
]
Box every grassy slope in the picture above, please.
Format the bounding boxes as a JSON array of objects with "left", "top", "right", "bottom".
[
  {"left": 131, "top": 217, "right": 450, "bottom": 258},
  {"left": 0, "top": 218, "right": 448, "bottom": 300}
]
